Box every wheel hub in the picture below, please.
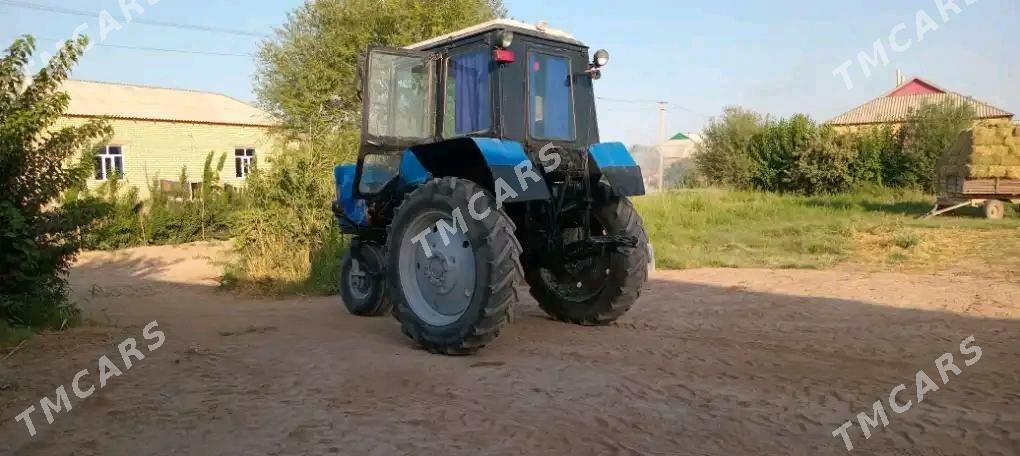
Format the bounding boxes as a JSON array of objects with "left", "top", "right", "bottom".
[{"left": 398, "top": 210, "right": 478, "bottom": 326}]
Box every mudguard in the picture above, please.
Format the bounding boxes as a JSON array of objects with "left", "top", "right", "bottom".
[
  {"left": 589, "top": 142, "right": 646, "bottom": 197},
  {"left": 409, "top": 138, "right": 551, "bottom": 202}
]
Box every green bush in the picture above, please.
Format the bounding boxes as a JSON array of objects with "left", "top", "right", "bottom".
[
  {"left": 80, "top": 152, "right": 242, "bottom": 250},
  {"left": 225, "top": 133, "right": 356, "bottom": 293},
  {"left": 889, "top": 101, "right": 975, "bottom": 191},
  {"left": 694, "top": 101, "right": 976, "bottom": 195},
  {"left": 693, "top": 107, "right": 763, "bottom": 189},
  {"left": 1, "top": 36, "right": 112, "bottom": 329}
]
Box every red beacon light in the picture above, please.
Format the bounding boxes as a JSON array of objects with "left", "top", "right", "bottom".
[{"left": 494, "top": 49, "right": 516, "bottom": 63}]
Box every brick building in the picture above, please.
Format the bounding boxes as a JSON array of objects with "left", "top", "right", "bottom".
[{"left": 58, "top": 80, "right": 278, "bottom": 199}]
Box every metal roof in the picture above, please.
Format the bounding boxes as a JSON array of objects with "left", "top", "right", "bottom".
[
  {"left": 828, "top": 79, "right": 1013, "bottom": 126},
  {"left": 60, "top": 80, "right": 277, "bottom": 127},
  {"left": 406, "top": 19, "right": 585, "bottom": 50}
]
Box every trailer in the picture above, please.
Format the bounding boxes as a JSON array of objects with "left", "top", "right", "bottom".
[{"left": 923, "top": 176, "right": 1020, "bottom": 219}]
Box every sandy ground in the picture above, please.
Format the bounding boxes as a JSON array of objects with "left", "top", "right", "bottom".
[{"left": 2, "top": 242, "right": 1019, "bottom": 456}]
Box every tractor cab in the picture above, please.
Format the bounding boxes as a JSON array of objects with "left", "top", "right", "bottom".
[
  {"left": 334, "top": 20, "right": 648, "bottom": 356},
  {"left": 353, "top": 19, "right": 622, "bottom": 199}
]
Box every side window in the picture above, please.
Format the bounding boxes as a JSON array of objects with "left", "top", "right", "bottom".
[
  {"left": 365, "top": 52, "right": 435, "bottom": 140},
  {"left": 444, "top": 48, "right": 491, "bottom": 137},
  {"left": 235, "top": 148, "right": 255, "bottom": 178},
  {"left": 528, "top": 52, "right": 575, "bottom": 141},
  {"left": 94, "top": 145, "right": 124, "bottom": 180}
]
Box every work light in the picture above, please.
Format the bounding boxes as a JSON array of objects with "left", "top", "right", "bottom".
[
  {"left": 593, "top": 49, "right": 610, "bottom": 67},
  {"left": 497, "top": 30, "right": 514, "bottom": 48}
]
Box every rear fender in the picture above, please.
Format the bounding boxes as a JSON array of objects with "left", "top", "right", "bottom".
[
  {"left": 408, "top": 138, "right": 551, "bottom": 202},
  {"left": 589, "top": 142, "right": 646, "bottom": 197}
]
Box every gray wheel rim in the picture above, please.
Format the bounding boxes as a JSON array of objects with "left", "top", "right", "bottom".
[
  {"left": 347, "top": 258, "right": 371, "bottom": 301},
  {"left": 398, "top": 210, "right": 477, "bottom": 326}
]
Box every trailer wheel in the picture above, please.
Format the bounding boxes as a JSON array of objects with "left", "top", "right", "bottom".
[
  {"left": 984, "top": 200, "right": 1005, "bottom": 220},
  {"left": 340, "top": 243, "right": 391, "bottom": 316},
  {"left": 386, "top": 177, "right": 523, "bottom": 355},
  {"left": 526, "top": 194, "right": 649, "bottom": 326}
]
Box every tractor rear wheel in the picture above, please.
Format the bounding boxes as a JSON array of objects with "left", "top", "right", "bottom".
[
  {"left": 526, "top": 194, "right": 649, "bottom": 325},
  {"left": 386, "top": 177, "right": 523, "bottom": 355},
  {"left": 339, "top": 243, "right": 391, "bottom": 317}
]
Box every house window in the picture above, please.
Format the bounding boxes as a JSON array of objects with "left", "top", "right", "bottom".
[
  {"left": 528, "top": 52, "right": 575, "bottom": 141},
  {"left": 235, "top": 148, "right": 256, "bottom": 178},
  {"left": 94, "top": 145, "right": 124, "bottom": 180}
]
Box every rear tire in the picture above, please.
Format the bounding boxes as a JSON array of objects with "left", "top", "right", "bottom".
[
  {"left": 526, "top": 194, "right": 649, "bottom": 325},
  {"left": 984, "top": 200, "right": 1005, "bottom": 220},
  {"left": 387, "top": 177, "right": 523, "bottom": 355},
  {"left": 340, "top": 243, "right": 391, "bottom": 317}
]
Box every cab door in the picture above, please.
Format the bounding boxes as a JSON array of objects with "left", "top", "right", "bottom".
[{"left": 355, "top": 47, "right": 438, "bottom": 197}]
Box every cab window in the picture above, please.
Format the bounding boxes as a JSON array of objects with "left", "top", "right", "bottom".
[
  {"left": 444, "top": 48, "right": 492, "bottom": 137},
  {"left": 528, "top": 52, "right": 575, "bottom": 141}
]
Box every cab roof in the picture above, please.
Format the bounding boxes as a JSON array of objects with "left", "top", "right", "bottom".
[{"left": 405, "top": 19, "right": 586, "bottom": 51}]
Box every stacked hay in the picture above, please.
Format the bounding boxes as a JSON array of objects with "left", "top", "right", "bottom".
[{"left": 939, "top": 122, "right": 1020, "bottom": 182}]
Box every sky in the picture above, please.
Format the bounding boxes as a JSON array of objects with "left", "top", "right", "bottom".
[{"left": 2, "top": 0, "right": 1017, "bottom": 146}]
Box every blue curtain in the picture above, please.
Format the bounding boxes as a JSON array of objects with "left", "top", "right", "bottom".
[{"left": 452, "top": 51, "right": 491, "bottom": 134}]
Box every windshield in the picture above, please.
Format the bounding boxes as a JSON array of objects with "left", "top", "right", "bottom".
[
  {"left": 365, "top": 52, "right": 435, "bottom": 141},
  {"left": 529, "top": 52, "right": 575, "bottom": 141}
]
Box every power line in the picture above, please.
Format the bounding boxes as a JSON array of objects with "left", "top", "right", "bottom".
[
  {"left": 597, "top": 97, "right": 712, "bottom": 119},
  {"left": 15, "top": 34, "right": 255, "bottom": 58},
  {"left": 0, "top": 0, "right": 270, "bottom": 38}
]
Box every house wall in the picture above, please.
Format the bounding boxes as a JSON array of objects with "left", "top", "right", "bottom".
[{"left": 56, "top": 117, "right": 278, "bottom": 199}]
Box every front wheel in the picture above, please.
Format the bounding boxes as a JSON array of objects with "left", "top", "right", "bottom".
[
  {"left": 339, "top": 242, "right": 391, "bottom": 317},
  {"left": 526, "top": 194, "right": 649, "bottom": 325},
  {"left": 387, "top": 177, "right": 523, "bottom": 355}
]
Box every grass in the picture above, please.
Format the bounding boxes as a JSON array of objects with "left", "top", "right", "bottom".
[
  {"left": 0, "top": 321, "right": 34, "bottom": 351},
  {"left": 634, "top": 187, "right": 1020, "bottom": 273}
]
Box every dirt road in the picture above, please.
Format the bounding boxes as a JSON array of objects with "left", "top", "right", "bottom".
[{"left": 2, "top": 243, "right": 1019, "bottom": 455}]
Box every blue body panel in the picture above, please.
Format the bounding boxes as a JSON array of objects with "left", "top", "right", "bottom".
[
  {"left": 398, "top": 150, "right": 429, "bottom": 188},
  {"left": 589, "top": 142, "right": 638, "bottom": 168},
  {"left": 589, "top": 142, "right": 646, "bottom": 197},
  {"left": 334, "top": 164, "right": 368, "bottom": 227}
]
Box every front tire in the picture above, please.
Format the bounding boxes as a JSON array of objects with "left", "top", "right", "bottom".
[
  {"left": 526, "top": 194, "right": 649, "bottom": 325},
  {"left": 387, "top": 177, "right": 523, "bottom": 355},
  {"left": 339, "top": 243, "right": 391, "bottom": 317}
]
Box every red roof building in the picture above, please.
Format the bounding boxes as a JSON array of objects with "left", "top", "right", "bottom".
[{"left": 827, "top": 77, "right": 1013, "bottom": 127}]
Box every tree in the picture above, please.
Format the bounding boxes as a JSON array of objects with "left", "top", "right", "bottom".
[
  {"left": 890, "top": 100, "right": 976, "bottom": 191},
  {"left": 1, "top": 36, "right": 112, "bottom": 328},
  {"left": 255, "top": 0, "right": 506, "bottom": 135},
  {"left": 694, "top": 107, "right": 764, "bottom": 189}
]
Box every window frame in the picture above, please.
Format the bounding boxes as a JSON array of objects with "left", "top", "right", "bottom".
[
  {"left": 360, "top": 46, "right": 438, "bottom": 147},
  {"left": 94, "top": 144, "right": 124, "bottom": 181},
  {"left": 525, "top": 48, "right": 578, "bottom": 142},
  {"left": 234, "top": 147, "right": 256, "bottom": 179},
  {"left": 440, "top": 41, "right": 495, "bottom": 139}
]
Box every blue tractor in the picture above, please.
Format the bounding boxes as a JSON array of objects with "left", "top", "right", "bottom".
[{"left": 333, "top": 20, "right": 648, "bottom": 355}]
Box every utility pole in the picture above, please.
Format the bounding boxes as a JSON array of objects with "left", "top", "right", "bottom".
[{"left": 657, "top": 101, "right": 668, "bottom": 192}]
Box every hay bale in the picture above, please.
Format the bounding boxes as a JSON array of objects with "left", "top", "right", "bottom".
[
  {"left": 1014, "top": 126, "right": 1020, "bottom": 137},
  {"left": 974, "top": 127, "right": 1000, "bottom": 146},
  {"left": 1007, "top": 168, "right": 1020, "bottom": 180}
]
